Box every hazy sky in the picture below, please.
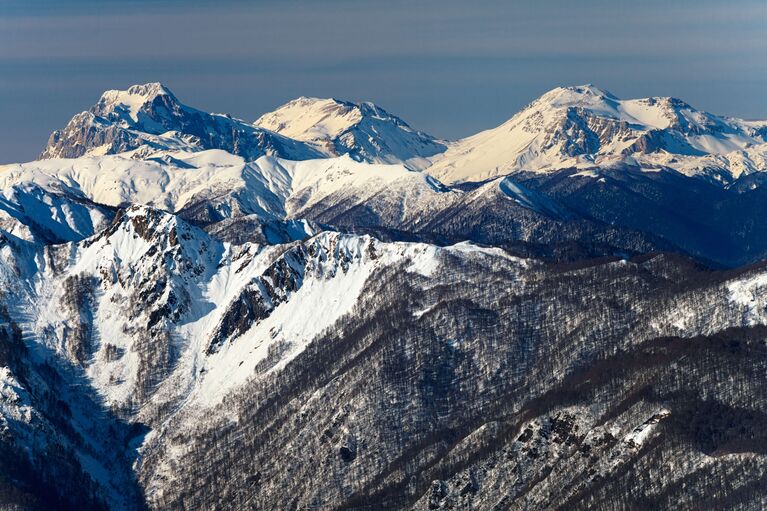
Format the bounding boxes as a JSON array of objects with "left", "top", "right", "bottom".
[{"left": 1, "top": 0, "right": 766, "bottom": 163}]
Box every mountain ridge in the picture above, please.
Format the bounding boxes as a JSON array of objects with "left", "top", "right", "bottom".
[
  {"left": 37, "top": 82, "right": 767, "bottom": 188},
  {"left": 426, "top": 84, "right": 767, "bottom": 183},
  {"left": 39, "top": 82, "right": 324, "bottom": 162}
]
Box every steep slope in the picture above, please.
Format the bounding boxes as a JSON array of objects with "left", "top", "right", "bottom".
[
  {"left": 40, "top": 83, "right": 323, "bottom": 162},
  {"left": 131, "top": 236, "right": 767, "bottom": 510},
  {"left": 427, "top": 84, "right": 767, "bottom": 184},
  {"left": 255, "top": 97, "right": 447, "bottom": 168},
  {"left": 0, "top": 310, "right": 140, "bottom": 511},
  {"left": 31, "top": 207, "right": 498, "bottom": 416},
  {"left": 0, "top": 236, "right": 143, "bottom": 510}
]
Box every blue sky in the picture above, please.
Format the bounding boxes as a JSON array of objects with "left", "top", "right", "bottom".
[{"left": 1, "top": 0, "right": 766, "bottom": 162}]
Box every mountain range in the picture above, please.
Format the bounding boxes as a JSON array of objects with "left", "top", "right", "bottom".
[{"left": 1, "top": 83, "right": 766, "bottom": 510}]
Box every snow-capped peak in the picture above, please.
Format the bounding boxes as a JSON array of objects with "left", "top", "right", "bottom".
[
  {"left": 523, "top": 85, "right": 704, "bottom": 130},
  {"left": 40, "top": 83, "right": 323, "bottom": 162},
  {"left": 537, "top": 84, "right": 619, "bottom": 105},
  {"left": 255, "top": 97, "right": 368, "bottom": 143},
  {"left": 95, "top": 82, "right": 175, "bottom": 122},
  {"left": 83, "top": 204, "right": 216, "bottom": 274},
  {"left": 255, "top": 96, "right": 447, "bottom": 169},
  {"left": 426, "top": 84, "right": 767, "bottom": 183},
  {"left": 50, "top": 86, "right": 378, "bottom": 162}
]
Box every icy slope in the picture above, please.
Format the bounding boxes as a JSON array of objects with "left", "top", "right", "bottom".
[{"left": 0, "top": 182, "right": 112, "bottom": 244}]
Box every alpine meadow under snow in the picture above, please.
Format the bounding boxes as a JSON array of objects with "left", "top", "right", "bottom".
[{"left": 0, "top": 82, "right": 767, "bottom": 510}]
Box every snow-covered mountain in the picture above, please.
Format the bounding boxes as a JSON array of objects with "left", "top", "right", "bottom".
[
  {"left": 40, "top": 84, "right": 447, "bottom": 170},
  {"left": 40, "top": 83, "right": 324, "bottom": 162},
  {"left": 3, "top": 82, "right": 767, "bottom": 509},
  {"left": 37, "top": 82, "right": 767, "bottom": 186},
  {"left": 255, "top": 96, "right": 447, "bottom": 168},
  {"left": 427, "top": 84, "right": 767, "bottom": 183}
]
